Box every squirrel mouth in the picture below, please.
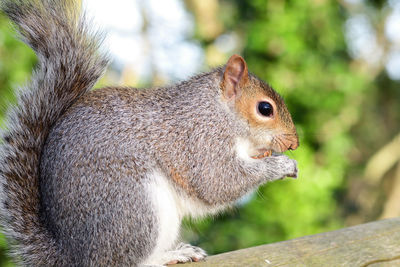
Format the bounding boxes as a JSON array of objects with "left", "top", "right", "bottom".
[{"left": 251, "top": 149, "right": 273, "bottom": 159}]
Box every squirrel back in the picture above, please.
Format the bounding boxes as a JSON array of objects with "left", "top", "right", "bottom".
[{"left": 0, "top": 0, "right": 108, "bottom": 265}]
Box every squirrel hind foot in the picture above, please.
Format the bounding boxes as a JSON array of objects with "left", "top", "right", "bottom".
[{"left": 142, "top": 243, "right": 207, "bottom": 266}]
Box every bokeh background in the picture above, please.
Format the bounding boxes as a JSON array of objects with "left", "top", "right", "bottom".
[{"left": 0, "top": 0, "right": 400, "bottom": 265}]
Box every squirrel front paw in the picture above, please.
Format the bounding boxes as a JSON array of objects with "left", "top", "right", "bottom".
[
  {"left": 284, "top": 158, "right": 298, "bottom": 178},
  {"left": 265, "top": 154, "right": 298, "bottom": 180}
]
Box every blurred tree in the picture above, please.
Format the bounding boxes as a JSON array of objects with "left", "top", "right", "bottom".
[{"left": 342, "top": 0, "right": 400, "bottom": 223}]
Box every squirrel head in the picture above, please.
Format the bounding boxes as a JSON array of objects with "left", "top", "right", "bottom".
[{"left": 221, "top": 54, "right": 299, "bottom": 159}]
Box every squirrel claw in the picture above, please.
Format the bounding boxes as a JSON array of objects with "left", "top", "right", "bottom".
[
  {"left": 251, "top": 149, "right": 272, "bottom": 159},
  {"left": 286, "top": 164, "right": 298, "bottom": 179}
]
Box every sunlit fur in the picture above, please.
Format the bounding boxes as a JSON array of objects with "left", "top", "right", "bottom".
[{"left": 0, "top": 1, "right": 298, "bottom": 266}]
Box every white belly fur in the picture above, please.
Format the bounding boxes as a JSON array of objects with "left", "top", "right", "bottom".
[
  {"left": 146, "top": 170, "right": 181, "bottom": 261},
  {"left": 144, "top": 170, "right": 226, "bottom": 264}
]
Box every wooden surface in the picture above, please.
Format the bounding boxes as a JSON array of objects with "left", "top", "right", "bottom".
[{"left": 185, "top": 217, "right": 400, "bottom": 267}]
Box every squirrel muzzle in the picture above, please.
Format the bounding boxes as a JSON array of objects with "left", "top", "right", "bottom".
[{"left": 251, "top": 133, "right": 299, "bottom": 159}]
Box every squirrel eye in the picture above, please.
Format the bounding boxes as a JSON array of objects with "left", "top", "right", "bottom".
[{"left": 258, "top": 101, "right": 273, "bottom": 117}]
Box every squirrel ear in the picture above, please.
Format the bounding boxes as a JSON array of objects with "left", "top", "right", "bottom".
[{"left": 222, "top": 54, "right": 249, "bottom": 100}]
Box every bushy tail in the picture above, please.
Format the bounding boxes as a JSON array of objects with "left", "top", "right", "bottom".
[{"left": 0, "top": 0, "right": 109, "bottom": 265}]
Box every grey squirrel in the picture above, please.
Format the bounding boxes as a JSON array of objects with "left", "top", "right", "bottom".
[{"left": 0, "top": 0, "right": 299, "bottom": 266}]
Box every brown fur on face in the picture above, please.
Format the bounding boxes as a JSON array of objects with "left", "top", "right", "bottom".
[
  {"left": 221, "top": 55, "right": 299, "bottom": 155},
  {"left": 236, "top": 77, "right": 298, "bottom": 154}
]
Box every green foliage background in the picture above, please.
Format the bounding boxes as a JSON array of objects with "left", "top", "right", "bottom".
[{"left": 0, "top": 0, "right": 399, "bottom": 265}]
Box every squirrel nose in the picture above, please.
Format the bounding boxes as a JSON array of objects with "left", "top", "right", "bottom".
[
  {"left": 278, "top": 135, "right": 299, "bottom": 152},
  {"left": 284, "top": 135, "right": 299, "bottom": 151},
  {"left": 288, "top": 135, "right": 299, "bottom": 150},
  {"left": 288, "top": 140, "right": 299, "bottom": 150}
]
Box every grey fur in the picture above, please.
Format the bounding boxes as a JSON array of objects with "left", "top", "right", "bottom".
[
  {"left": 0, "top": 0, "right": 298, "bottom": 266},
  {"left": 0, "top": 0, "right": 108, "bottom": 266}
]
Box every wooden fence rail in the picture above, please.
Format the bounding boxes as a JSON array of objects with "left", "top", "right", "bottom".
[{"left": 185, "top": 217, "right": 400, "bottom": 267}]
